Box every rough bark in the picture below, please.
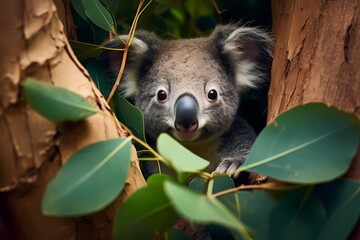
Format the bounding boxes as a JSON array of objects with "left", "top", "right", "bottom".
[
  {"left": 270, "top": 0, "right": 359, "bottom": 238},
  {"left": 0, "top": 0, "right": 146, "bottom": 239}
]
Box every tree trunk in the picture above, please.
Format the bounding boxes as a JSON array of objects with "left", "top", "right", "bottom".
[
  {"left": 270, "top": 0, "right": 359, "bottom": 238},
  {"left": 0, "top": 0, "right": 146, "bottom": 239}
]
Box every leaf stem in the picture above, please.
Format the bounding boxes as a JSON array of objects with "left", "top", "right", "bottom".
[
  {"left": 207, "top": 178, "right": 214, "bottom": 196},
  {"left": 106, "top": 0, "right": 153, "bottom": 103},
  {"left": 132, "top": 135, "right": 164, "bottom": 162},
  {"left": 106, "top": 43, "right": 129, "bottom": 103}
]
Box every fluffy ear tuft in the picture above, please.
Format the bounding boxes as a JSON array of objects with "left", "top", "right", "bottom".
[
  {"left": 101, "top": 31, "right": 159, "bottom": 97},
  {"left": 212, "top": 24, "right": 273, "bottom": 89}
]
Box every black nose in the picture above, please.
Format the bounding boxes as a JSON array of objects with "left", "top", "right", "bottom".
[{"left": 175, "top": 95, "right": 199, "bottom": 132}]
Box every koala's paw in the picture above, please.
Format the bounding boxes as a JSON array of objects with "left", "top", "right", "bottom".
[{"left": 215, "top": 158, "right": 244, "bottom": 178}]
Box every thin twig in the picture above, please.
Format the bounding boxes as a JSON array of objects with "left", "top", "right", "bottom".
[
  {"left": 106, "top": 0, "right": 149, "bottom": 103},
  {"left": 106, "top": 43, "right": 129, "bottom": 103}
]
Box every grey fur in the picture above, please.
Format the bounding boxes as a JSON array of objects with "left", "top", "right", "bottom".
[{"left": 101, "top": 24, "right": 273, "bottom": 177}]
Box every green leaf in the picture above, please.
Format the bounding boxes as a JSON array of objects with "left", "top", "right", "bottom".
[
  {"left": 220, "top": 182, "right": 360, "bottom": 240},
  {"left": 157, "top": 133, "right": 209, "bottom": 173},
  {"left": 71, "top": 0, "right": 88, "bottom": 22},
  {"left": 269, "top": 187, "right": 327, "bottom": 240},
  {"left": 42, "top": 137, "right": 132, "bottom": 216},
  {"left": 70, "top": 40, "right": 108, "bottom": 62},
  {"left": 316, "top": 179, "right": 360, "bottom": 240},
  {"left": 240, "top": 103, "right": 360, "bottom": 183},
  {"left": 188, "top": 175, "right": 234, "bottom": 194},
  {"left": 22, "top": 78, "right": 97, "bottom": 122},
  {"left": 211, "top": 175, "right": 235, "bottom": 194},
  {"left": 188, "top": 177, "right": 207, "bottom": 193},
  {"left": 113, "top": 185, "right": 178, "bottom": 240},
  {"left": 113, "top": 94, "right": 146, "bottom": 142},
  {"left": 86, "top": 61, "right": 112, "bottom": 98},
  {"left": 147, "top": 174, "right": 175, "bottom": 187},
  {"left": 164, "top": 181, "right": 252, "bottom": 240},
  {"left": 207, "top": 176, "right": 236, "bottom": 240},
  {"left": 82, "top": 0, "right": 116, "bottom": 33},
  {"left": 220, "top": 188, "right": 325, "bottom": 240},
  {"left": 230, "top": 190, "right": 289, "bottom": 239}
]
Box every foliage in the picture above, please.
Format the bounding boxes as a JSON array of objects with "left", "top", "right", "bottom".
[
  {"left": 20, "top": 1, "right": 360, "bottom": 240},
  {"left": 239, "top": 104, "right": 359, "bottom": 183},
  {"left": 157, "top": 133, "right": 209, "bottom": 173},
  {"left": 113, "top": 182, "right": 178, "bottom": 239},
  {"left": 42, "top": 138, "right": 132, "bottom": 216},
  {"left": 22, "top": 78, "right": 97, "bottom": 122},
  {"left": 23, "top": 78, "right": 360, "bottom": 239}
]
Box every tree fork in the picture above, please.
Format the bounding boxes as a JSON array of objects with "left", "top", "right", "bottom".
[{"left": 0, "top": 0, "right": 146, "bottom": 239}]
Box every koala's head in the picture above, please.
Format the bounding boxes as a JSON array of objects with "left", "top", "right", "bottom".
[{"left": 102, "top": 25, "right": 272, "bottom": 143}]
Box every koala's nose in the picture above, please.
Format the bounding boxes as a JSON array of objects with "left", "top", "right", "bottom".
[{"left": 175, "top": 94, "right": 199, "bottom": 132}]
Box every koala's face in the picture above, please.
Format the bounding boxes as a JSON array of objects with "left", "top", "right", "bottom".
[
  {"left": 135, "top": 39, "right": 240, "bottom": 142},
  {"left": 103, "top": 25, "right": 272, "bottom": 143}
]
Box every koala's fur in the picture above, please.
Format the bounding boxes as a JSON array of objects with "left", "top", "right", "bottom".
[{"left": 102, "top": 24, "right": 273, "bottom": 178}]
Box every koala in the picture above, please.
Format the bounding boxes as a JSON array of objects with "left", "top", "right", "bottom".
[{"left": 101, "top": 24, "right": 272, "bottom": 178}]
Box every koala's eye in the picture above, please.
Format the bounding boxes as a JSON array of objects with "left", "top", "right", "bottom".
[
  {"left": 207, "top": 89, "right": 218, "bottom": 101},
  {"left": 157, "top": 89, "right": 167, "bottom": 102}
]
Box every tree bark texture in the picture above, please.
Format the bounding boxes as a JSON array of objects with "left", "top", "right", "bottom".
[
  {"left": 270, "top": 0, "right": 359, "bottom": 238},
  {"left": 0, "top": 0, "right": 146, "bottom": 239}
]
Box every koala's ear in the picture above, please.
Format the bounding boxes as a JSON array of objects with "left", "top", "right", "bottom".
[
  {"left": 101, "top": 31, "right": 159, "bottom": 97},
  {"left": 212, "top": 25, "right": 273, "bottom": 89}
]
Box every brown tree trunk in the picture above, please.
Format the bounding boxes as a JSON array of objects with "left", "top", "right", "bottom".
[
  {"left": 0, "top": 0, "right": 146, "bottom": 239},
  {"left": 270, "top": 0, "right": 359, "bottom": 238}
]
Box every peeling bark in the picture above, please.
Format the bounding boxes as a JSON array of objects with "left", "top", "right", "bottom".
[
  {"left": 0, "top": 0, "right": 146, "bottom": 239},
  {"left": 270, "top": 1, "right": 360, "bottom": 238}
]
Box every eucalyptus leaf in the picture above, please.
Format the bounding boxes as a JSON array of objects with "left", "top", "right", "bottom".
[
  {"left": 22, "top": 78, "right": 97, "bottom": 122},
  {"left": 113, "top": 185, "right": 178, "bottom": 240},
  {"left": 70, "top": 0, "right": 88, "bottom": 22},
  {"left": 113, "top": 94, "right": 146, "bottom": 142},
  {"left": 207, "top": 176, "right": 236, "bottom": 240},
  {"left": 230, "top": 190, "right": 289, "bottom": 239},
  {"left": 164, "top": 181, "right": 252, "bottom": 240},
  {"left": 42, "top": 137, "right": 132, "bottom": 216},
  {"left": 188, "top": 175, "right": 234, "bottom": 194},
  {"left": 147, "top": 174, "right": 175, "bottom": 187},
  {"left": 269, "top": 187, "right": 327, "bottom": 240},
  {"left": 211, "top": 175, "right": 235, "bottom": 194},
  {"left": 220, "top": 181, "right": 360, "bottom": 240},
  {"left": 240, "top": 103, "right": 360, "bottom": 183},
  {"left": 316, "top": 179, "right": 360, "bottom": 240},
  {"left": 220, "top": 188, "right": 325, "bottom": 240},
  {"left": 207, "top": 175, "right": 242, "bottom": 240},
  {"left": 70, "top": 40, "right": 107, "bottom": 62},
  {"left": 157, "top": 133, "right": 209, "bottom": 173},
  {"left": 188, "top": 177, "right": 207, "bottom": 193},
  {"left": 86, "top": 61, "right": 112, "bottom": 98},
  {"left": 82, "top": 0, "right": 116, "bottom": 33}
]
